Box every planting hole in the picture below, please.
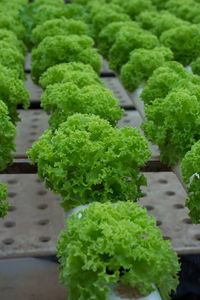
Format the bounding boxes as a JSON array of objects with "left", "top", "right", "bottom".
[
  {"left": 145, "top": 205, "right": 154, "bottom": 211},
  {"left": 29, "top": 139, "right": 35, "bottom": 143},
  {"left": 165, "top": 191, "right": 176, "bottom": 196},
  {"left": 156, "top": 220, "right": 162, "bottom": 226},
  {"left": 39, "top": 236, "right": 50, "bottom": 243},
  {"left": 35, "top": 178, "right": 41, "bottom": 183},
  {"left": 195, "top": 234, "right": 200, "bottom": 241},
  {"left": 124, "top": 119, "right": 130, "bottom": 124},
  {"left": 4, "top": 221, "right": 15, "bottom": 228},
  {"left": 158, "top": 179, "right": 168, "bottom": 184},
  {"left": 31, "top": 125, "right": 38, "bottom": 129},
  {"left": 174, "top": 204, "right": 184, "bottom": 209},
  {"left": 38, "top": 190, "right": 47, "bottom": 196},
  {"left": 8, "top": 192, "right": 17, "bottom": 198},
  {"left": 37, "top": 203, "right": 48, "bottom": 210},
  {"left": 163, "top": 236, "right": 171, "bottom": 240},
  {"left": 7, "top": 179, "right": 18, "bottom": 184},
  {"left": 3, "top": 238, "right": 14, "bottom": 245},
  {"left": 8, "top": 205, "right": 16, "bottom": 212},
  {"left": 38, "top": 219, "right": 49, "bottom": 226},
  {"left": 32, "top": 118, "right": 39, "bottom": 122},
  {"left": 183, "top": 218, "right": 192, "bottom": 224},
  {"left": 34, "top": 111, "right": 41, "bottom": 115},
  {"left": 30, "top": 132, "right": 37, "bottom": 136}
]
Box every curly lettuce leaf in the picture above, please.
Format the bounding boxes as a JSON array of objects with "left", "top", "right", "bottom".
[
  {"left": 39, "top": 62, "right": 104, "bottom": 89},
  {"left": 57, "top": 201, "right": 180, "bottom": 300},
  {"left": 41, "top": 82, "right": 123, "bottom": 129},
  {"left": 142, "top": 89, "right": 200, "bottom": 165},
  {"left": 32, "top": 17, "right": 89, "bottom": 46},
  {"left": 109, "top": 26, "right": 159, "bottom": 73},
  {"left": 27, "top": 113, "right": 151, "bottom": 211},
  {"left": 31, "top": 35, "right": 101, "bottom": 83},
  {"left": 0, "top": 182, "right": 9, "bottom": 218},
  {"left": 0, "top": 100, "right": 17, "bottom": 170},
  {"left": 0, "top": 64, "right": 29, "bottom": 123},
  {"left": 121, "top": 47, "right": 173, "bottom": 91}
]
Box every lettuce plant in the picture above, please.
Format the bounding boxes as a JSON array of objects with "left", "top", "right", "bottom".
[
  {"left": 0, "top": 64, "right": 30, "bottom": 123},
  {"left": 113, "top": 0, "right": 155, "bottom": 20},
  {"left": 98, "top": 21, "right": 140, "bottom": 58},
  {"left": 0, "top": 29, "right": 27, "bottom": 56},
  {"left": 41, "top": 83, "right": 123, "bottom": 129},
  {"left": 165, "top": 0, "right": 200, "bottom": 23},
  {"left": 57, "top": 201, "right": 180, "bottom": 300},
  {"left": 0, "top": 100, "right": 17, "bottom": 170},
  {"left": 142, "top": 89, "right": 200, "bottom": 165},
  {"left": 109, "top": 26, "right": 159, "bottom": 73},
  {"left": 141, "top": 61, "right": 200, "bottom": 104},
  {"left": 160, "top": 25, "right": 200, "bottom": 65},
  {"left": 136, "top": 11, "right": 188, "bottom": 37},
  {"left": 0, "top": 13, "right": 26, "bottom": 42},
  {"left": 39, "top": 62, "right": 104, "bottom": 89},
  {"left": 121, "top": 47, "right": 173, "bottom": 91},
  {"left": 31, "top": 35, "right": 102, "bottom": 83},
  {"left": 31, "top": 0, "right": 65, "bottom": 7},
  {"left": 92, "top": 7, "right": 130, "bottom": 40},
  {"left": 0, "top": 42, "right": 25, "bottom": 80},
  {"left": 0, "top": 183, "right": 9, "bottom": 218},
  {"left": 191, "top": 57, "right": 200, "bottom": 75},
  {"left": 181, "top": 141, "right": 200, "bottom": 223},
  {"left": 27, "top": 114, "right": 151, "bottom": 211},
  {"left": 32, "top": 18, "right": 90, "bottom": 46}
]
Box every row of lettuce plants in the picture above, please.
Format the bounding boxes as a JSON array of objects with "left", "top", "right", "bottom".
[
  {"left": 70, "top": 0, "right": 200, "bottom": 224},
  {"left": 18, "top": 0, "right": 181, "bottom": 299},
  {"left": 0, "top": 0, "right": 30, "bottom": 218}
]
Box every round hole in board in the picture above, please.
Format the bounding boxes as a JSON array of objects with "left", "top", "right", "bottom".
[
  {"left": 143, "top": 192, "right": 147, "bottom": 197},
  {"left": 31, "top": 125, "right": 38, "bottom": 129},
  {"left": 183, "top": 218, "right": 193, "bottom": 224},
  {"left": 39, "top": 236, "right": 51, "bottom": 243},
  {"left": 194, "top": 234, "right": 200, "bottom": 241},
  {"left": 174, "top": 204, "right": 184, "bottom": 209},
  {"left": 37, "top": 190, "right": 47, "bottom": 196},
  {"left": 145, "top": 205, "right": 154, "bottom": 211},
  {"left": 8, "top": 205, "right": 16, "bottom": 212},
  {"left": 166, "top": 191, "right": 176, "bottom": 196},
  {"left": 30, "top": 132, "right": 37, "bottom": 136},
  {"left": 33, "top": 111, "right": 41, "bottom": 115},
  {"left": 163, "top": 236, "right": 171, "bottom": 241},
  {"left": 156, "top": 220, "right": 162, "bottom": 226},
  {"left": 3, "top": 238, "right": 14, "bottom": 245},
  {"left": 7, "top": 192, "right": 17, "bottom": 198},
  {"left": 32, "top": 118, "right": 39, "bottom": 122},
  {"left": 124, "top": 119, "right": 130, "bottom": 124},
  {"left": 35, "top": 178, "right": 41, "bottom": 183},
  {"left": 28, "top": 139, "right": 35, "bottom": 144},
  {"left": 7, "top": 179, "right": 18, "bottom": 185},
  {"left": 38, "top": 219, "right": 49, "bottom": 226},
  {"left": 4, "top": 221, "right": 16, "bottom": 228},
  {"left": 158, "top": 179, "right": 168, "bottom": 184},
  {"left": 37, "top": 203, "right": 48, "bottom": 210}
]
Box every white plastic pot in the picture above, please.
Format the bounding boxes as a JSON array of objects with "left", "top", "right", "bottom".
[
  {"left": 108, "top": 283, "right": 162, "bottom": 300},
  {"left": 65, "top": 204, "right": 89, "bottom": 219}
]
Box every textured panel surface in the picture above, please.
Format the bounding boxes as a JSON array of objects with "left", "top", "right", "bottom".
[{"left": 0, "top": 174, "right": 64, "bottom": 258}]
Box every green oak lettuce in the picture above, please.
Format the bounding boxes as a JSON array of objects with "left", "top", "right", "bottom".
[
  {"left": 39, "top": 62, "right": 104, "bottom": 89},
  {"left": 142, "top": 89, "right": 200, "bottom": 165},
  {"left": 0, "top": 64, "right": 30, "bottom": 123},
  {"left": 31, "top": 35, "right": 102, "bottom": 83},
  {"left": 57, "top": 201, "right": 180, "bottom": 300},
  {"left": 27, "top": 114, "right": 151, "bottom": 211},
  {"left": 121, "top": 47, "right": 173, "bottom": 91},
  {"left": 0, "top": 183, "right": 9, "bottom": 218},
  {"left": 109, "top": 26, "right": 159, "bottom": 73},
  {"left": 41, "top": 83, "right": 123, "bottom": 129},
  {"left": 0, "top": 100, "right": 17, "bottom": 170},
  {"left": 141, "top": 61, "right": 200, "bottom": 104},
  {"left": 32, "top": 18, "right": 90, "bottom": 46},
  {"left": 181, "top": 141, "right": 200, "bottom": 223}
]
